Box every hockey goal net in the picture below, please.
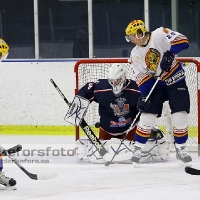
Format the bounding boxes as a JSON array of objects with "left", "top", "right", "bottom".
[{"left": 74, "top": 58, "right": 200, "bottom": 153}]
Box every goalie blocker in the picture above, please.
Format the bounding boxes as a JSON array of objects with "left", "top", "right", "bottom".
[{"left": 76, "top": 127, "right": 170, "bottom": 163}]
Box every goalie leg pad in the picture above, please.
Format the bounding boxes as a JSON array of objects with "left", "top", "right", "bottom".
[
  {"left": 75, "top": 139, "right": 90, "bottom": 161},
  {"left": 75, "top": 139, "right": 110, "bottom": 163},
  {"left": 75, "top": 137, "right": 170, "bottom": 163},
  {"left": 107, "top": 138, "right": 133, "bottom": 162},
  {"left": 141, "top": 138, "right": 170, "bottom": 162},
  {"left": 75, "top": 139, "right": 133, "bottom": 163},
  {"left": 122, "top": 138, "right": 170, "bottom": 162},
  {"left": 87, "top": 140, "right": 110, "bottom": 163}
]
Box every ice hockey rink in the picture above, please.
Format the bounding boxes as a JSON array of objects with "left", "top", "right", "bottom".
[{"left": 0, "top": 135, "right": 200, "bottom": 200}]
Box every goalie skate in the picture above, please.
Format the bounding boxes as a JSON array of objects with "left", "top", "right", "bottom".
[{"left": 0, "top": 172, "right": 17, "bottom": 190}]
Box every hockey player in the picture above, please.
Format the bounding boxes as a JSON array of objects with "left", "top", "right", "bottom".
[
  {"left": 0, "top": 39, "right": 17, "bottom": 190},
  {"left": 125, "top": 19, "right": 191, "bottom": 164},
  {"left": 74, "top": 64, "right": 170, "bottom": 163}
]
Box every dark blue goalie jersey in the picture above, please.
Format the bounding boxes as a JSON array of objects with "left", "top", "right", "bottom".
[{"left": 77, "top": 79, "right": 140, "bottom": 134}]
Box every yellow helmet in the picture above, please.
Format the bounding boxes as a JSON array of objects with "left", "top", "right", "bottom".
[
  {"left": 0, "top": 38, "right": 9, "bottom": 61},
  {"left": 125, "top": 20, "right": 147, "bottom": 42}
]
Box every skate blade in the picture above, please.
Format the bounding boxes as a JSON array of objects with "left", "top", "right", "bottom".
[
  {"left": 132, "top": 161, "right": 139, "bottom": 168},
  {"left": 132, "top": 162, "right": 136, "bottom": 168},
  {"left": 0, "top": 185, "right": 17, "bottom": 190},
  {"left": 178, "top": 160, "right": 192, "bottom": 167}
]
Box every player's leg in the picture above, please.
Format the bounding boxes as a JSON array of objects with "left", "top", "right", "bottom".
[
  {"left": 168, "top": 80, "right": 192, "bottom": 163},
  {"left": 131, "top": 86, "right": 164, "bottom": 163},
  {"left": 0, "top": 146, "right": 17, "bottom": 190},
  {"left": 132, "top": 113, "right": 157, "bottom": 163},
  {"left": 121, "top": 128, "right": 136, "bottom": 140},
  {"left": 141, "top": 126, "right": 170, "bottom": 162},
  {"left": 100, "top": 127, "right": 135, "bottom": 141},
  {"left": 99, "top": 127, "right": 135, "bottom": 140},
  {"left": 99, "top": 128, "right": 113, "bottom": 140}
]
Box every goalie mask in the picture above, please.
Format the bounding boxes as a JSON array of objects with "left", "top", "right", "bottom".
[
  {"left": 0, "top": 38, "right": 9, "bottom": 61},
  {"left": 108, "top": 64, "right": 127, "bottom": 97}
]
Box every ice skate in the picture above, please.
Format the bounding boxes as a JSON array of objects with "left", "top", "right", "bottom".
[
  {"left": 131, "top": 146, "right": 142, "bottom": 165},
  {"left": 176, "top": 146, "right": 192, "bottom": 165},
  {"left": 0, "top": 171, "right": 17, "bottom": 190}
]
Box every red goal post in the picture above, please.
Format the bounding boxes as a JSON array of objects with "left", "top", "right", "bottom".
[{"left": 74, "top": 58, "right": 200, "bottom": 154}]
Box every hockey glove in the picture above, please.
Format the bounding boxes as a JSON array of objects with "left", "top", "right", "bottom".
[
  {"left": 137, "top": 95, "right": 151, "bottom": 112},
  {"left": 160, "top": 50, "right": 175, "bottom": 72}
]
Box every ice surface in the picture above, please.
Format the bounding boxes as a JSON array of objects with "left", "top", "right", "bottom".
[{"left": 0, "top": 135, "right": 200, "bottom": 200}]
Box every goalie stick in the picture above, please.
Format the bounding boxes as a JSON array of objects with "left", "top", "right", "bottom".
[
  {"left": 105, "top": 71, "right": 164, "bottom": 166},
  {"left": 185, "top": 166, "right": 200, "bottom": 175},
  {"left": 2, "top": 145, "right": 57, "bottom": 180},
  {"left": 50, "top": 79, "right": 108, "bottom": 157}
]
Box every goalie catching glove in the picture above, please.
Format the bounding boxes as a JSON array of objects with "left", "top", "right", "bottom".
[{"left": 64, "top": 95, "right": 90, "bottom": 126}]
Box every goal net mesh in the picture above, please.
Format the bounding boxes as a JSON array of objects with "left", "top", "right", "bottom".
[{"left": 74, "top": 58, "right": 200, "bottom": 152}]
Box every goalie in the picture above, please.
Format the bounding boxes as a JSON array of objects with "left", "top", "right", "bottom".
[{"left": 67, "top": 64, "right": 170, "bottom": 164}]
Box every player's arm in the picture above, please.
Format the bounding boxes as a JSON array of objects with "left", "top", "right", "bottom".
[
  {"left": 77, "top": 82, "right": 96, "bottom": 102},
  {"left": 163, "top": 28, "right": 189, "bottom": 54},
  {"left": 130, "top": 58, "right": 154, "bottom": 112},
  {"left": 160, "top": 28, "right": 189, "bottom": 73},
  {"left": 129, "top": 57, "right": 154, "bottom": 96}
]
